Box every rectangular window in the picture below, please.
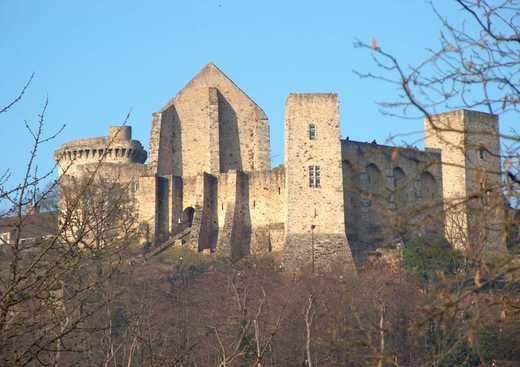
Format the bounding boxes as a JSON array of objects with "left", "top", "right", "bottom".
[
  {"left": 309, "top": 123, "right": 316, "bottom": 140},
  {"left": 309, "top": 166, "right": 321, "bottom": 188}
]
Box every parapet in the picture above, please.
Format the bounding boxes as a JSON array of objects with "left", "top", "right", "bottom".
[
  {"left": 341, "top": 139, "right": 442, "bottom": 159},
  {"left": 54, "top": 125, "right": 147, "bottom": 173},
  {"left": 426, "top": 109, "right": 499, "bottom": 133},
  {"left": 431, "top": 109, "right": 497, "bottom": 120},
  {"left": 286, "top": 92, "right": 338, "bottom": 105}
]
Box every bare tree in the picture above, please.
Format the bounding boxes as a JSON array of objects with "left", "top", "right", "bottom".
[
  {"left": 354, "top": 1, "right": 520, "bottom": 364},
  {"left": 0, "top": 73, "right": 34, "bottom": 115},
  {"left": 0, "top": 80, "right": 142, "bottom": 366}
]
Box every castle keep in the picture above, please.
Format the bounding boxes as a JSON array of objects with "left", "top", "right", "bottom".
[{"left": 54, "top": 63, "right": 505, "bottom": 272}]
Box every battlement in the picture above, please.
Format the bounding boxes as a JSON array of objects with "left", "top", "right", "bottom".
[
  {"left": 286, "top": 93, "right": 339, "bottom": 107},
  {"left": 54, "top": 126, "right": 147, "bottom": 170},
  {"left": 341, "top": 138, "right": 441, "bottom": 159},
  {"left": 431, "top": 109, "right": 498, "bottom": 122}
]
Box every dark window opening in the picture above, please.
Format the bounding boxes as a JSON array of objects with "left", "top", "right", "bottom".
[
  {"left": 309, "top": 123, "right": 316, "bottom": 140},
  {"left": 479, "top": 147, "right": 486, "bottom": 160},
  {"left": 309, "top": 166, "right": 321, "bottom": 188}
]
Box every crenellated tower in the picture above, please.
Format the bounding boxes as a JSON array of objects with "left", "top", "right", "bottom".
[{"left": 54, "top": 125, "right": 147, "bottom": 180}]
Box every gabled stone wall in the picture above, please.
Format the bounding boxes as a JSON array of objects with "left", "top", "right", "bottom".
[{"left": 147, "top": 63, "right": 271, "bottom": 178}]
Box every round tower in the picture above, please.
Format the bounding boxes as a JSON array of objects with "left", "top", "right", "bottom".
[{"left": 54, "top": 125, "right": 147, "bottom": 179}]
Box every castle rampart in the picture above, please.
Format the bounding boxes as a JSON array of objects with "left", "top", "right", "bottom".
[
  {"left": 53, "top": 63, "right": 506, "bottom": 273},
  {"left": 341, "top": 139, "right": 444, "bottom": 253}
]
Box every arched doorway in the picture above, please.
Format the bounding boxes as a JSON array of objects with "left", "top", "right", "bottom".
[{"left": 182, "top": 207, "right": 195, "bottom": 227}]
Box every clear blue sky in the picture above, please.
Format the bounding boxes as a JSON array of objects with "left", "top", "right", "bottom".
[{"left": 0, "top": 1, "right": 502, "bottom": 186}]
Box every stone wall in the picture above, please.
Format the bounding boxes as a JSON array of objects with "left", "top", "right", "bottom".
[
  {"left": 155, "top": 176, "right": 170, "bottom": 243},
  {"left": 463, "top": 111, "right": 505, "bottom": 251},
  {"left": 425, "top": 110, "right": 505, "bottom": 251},
  {"left": 188, "top": 173, "right": 219, "bottom": 252},
  {"left": 170, "top": 176, "right": 184, "bottom": 235},
  {"left": 62, "top": 162, "right": 145, "bottom": 184},
  {"left": 341, "top": 140, "right": 444, "bottom": 254},
  {"left": 147, "top": 63, "right": 271, "bottom": 178},
  {"left": 247, "top": 166, "right": 286, "bottom": 254},
  {"left": 216, "top": 171, "right": 239, "bottom": 257},
  {"left": 135, "top": 175, "right": 159, "bottom": 244},
  {"left": 151, "top": 166, "right": 285, "bottom": 258},
  {"left": 425, "top": 110, "right": 468, "bottom": 247}
]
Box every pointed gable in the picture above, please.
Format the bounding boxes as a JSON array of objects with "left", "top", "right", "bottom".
[
  {"left": 160, "top": 63, "right": 267, "bottom": 120},
  {"left": 149, "top": 63, "right": 271, "bottom": 178}
]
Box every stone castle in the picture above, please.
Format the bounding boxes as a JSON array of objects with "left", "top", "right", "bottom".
[{"left": 54, "top": 63, "right": 505, "bottom": 272}]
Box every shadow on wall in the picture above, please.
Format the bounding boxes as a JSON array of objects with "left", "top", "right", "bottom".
[
  {"left": 231, "top": 173, "right": 251, "bottom": 260},
  {"left": 342, "top": 160, "right": 360, "bottom": 242},
  {"left": 366, "top": 163, "right": 384, "bottom": 240},
  {"left": 208, "top": 177, "right": 219, "bottom": 251},
  {"left": 218, "top": 91, "right": 242, "bottom": 173},
  {"left": 170, "top": 107, "right": 183, "bottom": 177},
  {"left": 199, "top": 175, "right": 219, "bottom": 252}
]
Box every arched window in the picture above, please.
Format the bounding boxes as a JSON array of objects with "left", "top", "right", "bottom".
[
  {"left": 366, "top": 163, "right": 382, "bottom": 194},
  {"left": 308, "top": 123, "right": 316, "bottom": 140},
  {"left": 393, "top": 167, "right": 405, "bottom": 189},
  {"left": 420, "top": 171, "right": 437, "bottom": 202},
  {"left": 393, "top": 167, "right": 407, "bottom": 206}
]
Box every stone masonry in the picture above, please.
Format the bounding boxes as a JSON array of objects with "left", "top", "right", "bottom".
[
  {"left": 54, "top": 63, "right": 506, "bottom": 274},
  {"left": 283, "top": 93, "right": 356, "bottom": 273}
]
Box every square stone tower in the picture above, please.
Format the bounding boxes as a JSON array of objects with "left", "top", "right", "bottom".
[
  {"left": 424, "top": 109, "right": 505, "bottom": 252},
  {"left": 283, "top": 93, "right": 356, "bottom": 273}
]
